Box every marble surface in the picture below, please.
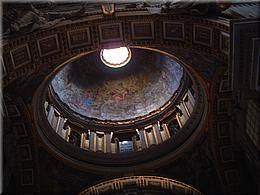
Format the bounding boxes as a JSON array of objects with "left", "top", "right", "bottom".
[{"left": 51, "top": 48, "right": 183, "bottom": 121}]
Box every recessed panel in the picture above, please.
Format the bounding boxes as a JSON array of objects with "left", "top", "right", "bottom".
[
  {"left": 19, "top": 144, "right": 32, "bottom": 161},
  {"left": 163, "top": 22, "right": 184, "bottom": 41},
  {"left": 10, "top": 44, "right": 31, "bottom": 69},
  {"left": 21, "top": 169, "right": 34, "bottom": 186},
  {"left": 37, "top": 34, "right": 60, "bottom": 57},
  {"left": 99, "top": 23, "right": 123, "bottom": 43},
  {"left": 193, "top": 25, "right": 212, "bottom": 46},
  {"left": 220, "top": 32, "right": 229, "bottom": 54},
  {"left": 14, "top": 123, "right": 28, "bottom": 137},
  {"left": 67, "top": 28, "right": 91, "bottom": 48},
  {"left": 6, "top": 104, "right": 20, "bottom": 117},
  {"left": 131, "top": 21, "right": 154, "bottom": 39}
]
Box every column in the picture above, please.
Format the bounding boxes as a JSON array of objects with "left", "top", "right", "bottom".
[
  {"left": 143, "top": 129, "right": 149, "bottom": 147},
  {"left": 152, "top": 122, "right": 163, "bottom": 144},
  {"left": 44, "top": 101, "right": 49, "bottom": 114},
  {"left": 182, "top": 97, "right": 191, "bottom": 117},
  {"left": 148, "top": 130, "right": 155, "bottom": 146},
  {"left": 100, "top": 135, "right": 105, "bottom": 152},
  {"left": 179, "top": 104, "right": 189, "bottom": 124},
  {"left": 65, "top": 126, "right": 71, "bottom": 142},
  {"left": 103, "top": 133, "right": 107, "bottom": 153},
  {"left": 105, "top": 133, "right": 111, "bottom": 153},
  {"left": 93, "top": 132, "right": 97, "bottom": 152},
  {"left": 51, "top": 112, "right": 59, "bottom": 130},
  {"left": 60, "top": 128, "right": 66, "bottom": 139},
  {"left": 185, "top": 91, "right": 195, "bottom": 114},
  {"left": 80, "top": 133, "right": 85, "bottom": 149},
  {"left": 95, "top": 134, "right": 104, "bottom": 152},
  {"left": 162, "top": 123, "right": 171, "bottom": 140},
  {"left": 89, "top": 131, "right": 97, "bottom": 152},
  {"left": 85, "top": 131, "right": 90, "bottom": 150},
  {"left": 114, "top": 138, "right": 119, "bottom": 153},
  {"left": 132, "top": 135, "right": 137, "bottom": 151},
  {"left": 176, "top": 113, "right": 183, "bottom": 128},
  {"left": 138, "top": 129, "right": 147, "bottom": 149},
  {"left": 187, "top": 89, "right": 195, "bottom": 107},
  {"left": 47, "top": 105, "right": 54, "bottom": 123},
  {"left": 57, "top": 118, "right": 67, "bottom": 136},
  {"left": 55, "top": 115, "right": 61, "bottom": 133},
  {"left": 96, "top": 134, "right": 99, "bottom": 151}
]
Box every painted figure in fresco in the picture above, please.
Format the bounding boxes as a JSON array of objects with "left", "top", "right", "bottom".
[
  {"left": 107, "top": 81, "right": 129, "bottom": 103},
  {"left": 84, "top": 88, "right": 97, "bottom": 105},
  {"left": 110, "top": 88, "right": 129, "bottom": 103}
]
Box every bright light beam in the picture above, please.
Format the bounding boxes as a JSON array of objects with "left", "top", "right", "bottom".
[{"left": 100, "top": 47, "right": 131, "bottom": 68}]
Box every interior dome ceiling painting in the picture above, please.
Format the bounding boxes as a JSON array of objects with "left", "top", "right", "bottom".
[{"left": 51, "top": 48, "right": 183, "bottom": 121}]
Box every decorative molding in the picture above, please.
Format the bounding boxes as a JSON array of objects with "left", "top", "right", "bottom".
[
  {"left": 219, "top": 79, "right": 231, "bottom": 92},
  {"left": 210, "top": 68, "right": 244, "bottom": 193},
  {"left": 14, "top": 122, "right": 28, "bottom": 138},
  {"left": 67, "top": 28, "right": 91, "bottom": 49},
  {"left": 37, "top": 34, "right": 60, "bottom": 57},
  {"left": 220, "top": 31, "right": 229, "bottom": 54},
  {"left": 220, "top": 146, "right": 234, "bottom": 162},
  {"left": 10, "top": 44, "right": 31, "bottom": 69},
  {"left": 6, "top": 104, "right": 21, "bottom": 117},
  {"left": 19, "top": 144, "right": 32, "bottom": 161},
  {"left": 79, "top": 176, "right": 202, "bottom": 194},
  {"left": 99, "top": 23, "right": 123, "bottom": 43},
  {"left": 163, "top": 22, "right": 184, "bottom": 41},
  {"left": 217, "top": 121, "right": 230, "bottom": 138},
  {"left": 3, "top": 15, "right": 230, "bottom": 88},
  {"left": 193, "top": 24, "right": 212, "bottom": 47},
  {"left": 224, "top": 169, "right": 240, "bottom": 185},
  {"left": 217, "top": 98, "right": 231, "bottom": 114},
  {"left": 21, "top": 168, "right": 34, "bottom": 186},
  {"left": 4, "top": 95, "right": 40, "bottom": 193},
  {"left": 131, "top": 21, "right": 154, "bottom": 40}
]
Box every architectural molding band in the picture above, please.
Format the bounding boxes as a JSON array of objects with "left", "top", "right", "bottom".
[
  {"left": 2, "top": 13, "right": 229, "bottom": 88},
  {"left": 79, "top": 176, "right": 203, "bottom": 195}
]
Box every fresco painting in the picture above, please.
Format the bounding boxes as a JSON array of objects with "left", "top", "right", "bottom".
[{"left": 51, "top": 49, "right": 183, "bottom": 121}]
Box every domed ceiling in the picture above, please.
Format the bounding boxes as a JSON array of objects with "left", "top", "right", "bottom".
[{"left": 51, "top": 48, "right": 183, "bottom": 121}]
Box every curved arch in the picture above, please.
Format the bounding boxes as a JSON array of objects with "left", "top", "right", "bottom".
[{"left": 79, "top": 176, "right": 203, "bottom": 195}]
